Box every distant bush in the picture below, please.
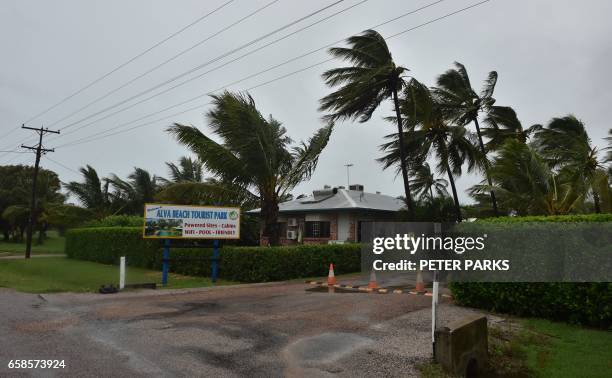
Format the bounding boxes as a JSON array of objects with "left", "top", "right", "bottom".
[
  {"left": 476, "top": 213, "right": 612, "bottom": 223},
  {"left": 83, "top": 215, "right": 143, "bottom": 228},
  {"left": 66, "top": 227, "right": 361, "bottom": 282}
]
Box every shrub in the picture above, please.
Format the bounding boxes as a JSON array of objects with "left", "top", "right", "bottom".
[
  {"left": 450, "top": 214, "right": 612, "bottom": 328},
  {"left": 65, "top": 227, "right": 361, "bottom": 282},
  {"left": 83, "top": 215, "right": 144, "bottom": 228}
]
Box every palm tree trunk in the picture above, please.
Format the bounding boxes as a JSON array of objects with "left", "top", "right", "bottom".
[
  {"left": 473, "top": 118, "right": 499, "bottom": 216},
  {"left": 261, "top": 197, "right": 280, "bottom": 246},
  {"left": 392, "top": 88, "right": 415, "bottom": 219},
  {"left": 445, "top": 161, "right": 462, "bottom": 223},
  {"left": 429, "top": 186, "right": 434, "bottom": 202},
  {"left": 593, "top": 190, "right": 601, "bottom": 213}
]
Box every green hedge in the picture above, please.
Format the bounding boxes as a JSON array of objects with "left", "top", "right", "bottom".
[
  {"left": 65, "top": 227, "right": 361, "bottom": 282},
  {"left": 449, "top": 282, "right": 612, "bottom": 328},
  {"left": 450, "top": 214, "right": 612, "bottom": 328}
]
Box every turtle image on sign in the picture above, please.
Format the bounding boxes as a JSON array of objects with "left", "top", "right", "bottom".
[{"left": 143, "top": 203, "right": 240, "bottom": 239}]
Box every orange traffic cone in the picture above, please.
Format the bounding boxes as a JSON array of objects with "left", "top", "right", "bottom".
[
  {"left": 327, "top": 263, "right": 337, "bottom": 286},
  {"left": 415, "top": 269, "right": 426, "bottom": 293},
  {"left": 368, "top": 270, "right": 378, "bottom": 289}
]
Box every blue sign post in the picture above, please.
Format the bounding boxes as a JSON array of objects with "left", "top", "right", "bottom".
[
  {"left": 212, "top": 239, "right": 219, "bottom": 284},
  {"left": 162, "top": 239, "right": 170, "bottom": 286}
]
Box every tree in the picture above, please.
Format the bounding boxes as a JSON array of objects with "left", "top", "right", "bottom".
[
  {"left": 480, "top": 106, "right": 541, "bottom": 151},
  {"left": 533, "top": 115, "right": 605, "bottom": 213},
  {"left": 319, "top": 29, "right": 414, "bottom": 218},
  {"left": 379, "top": 80, "right": 482, "bottom": 222},
  {"left": 434, "top": 62, "right": 501, "bottom": 216},
  {"left": 64, "top": 165, "right": 113, "bottom": 218},
  {"left": 107, "top": 168, "right": 159, "bottom": 215},
  {"left": 409, "top": 162, "right": 448, "bottom": 201},
  {"left": 168, "top": 91, "right": 333, "bottom": 245},
  {"left": 159, "top": 156, "right": 204, "bottom": 184},
  {"left": 470, "top": 139, "right": 583, "bottom": 215}
]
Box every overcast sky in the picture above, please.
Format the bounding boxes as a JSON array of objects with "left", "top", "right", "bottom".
[{"left": 1, "top": 0, "right": 610, "bottom": 204}]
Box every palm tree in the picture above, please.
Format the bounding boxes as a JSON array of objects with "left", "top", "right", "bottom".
[
  {"left": 159, "top": 156, "right": 204, "bottom": 184},
  {"left": 470, "top": 139, "right": 583, "bottom": 215},
  {"left": 168, "top": 91, "right": 333, "bottom": 246},
  {"left": 319, "top": 29, "right": 414, "bottom": 218},
  {"left": 108, "top": 168, "right": 158, "bottom": 215},
  {"left": 480, "top": 106, "right": 541, "bottom": 150},
  {"left": 410, "top": 162, "right": 448, "bottom": 201},
  {"left": 64, "top": 165, "right": 112, "bottom": 218},
  {"left": 533, "top": 115, "right": 605, "bottom": 212},
  {"left": 379, "top": 80, "right": 482, "bottom": 222},
  {"left": 434, "top": 62, "right": 501, "bottom": 216}
]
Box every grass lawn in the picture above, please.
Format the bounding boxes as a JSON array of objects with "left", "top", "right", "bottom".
[
  {"left": 521, "top": 319, "right": 612, "bottom": 377},
  {"left": 0, "top": 257, "right": 236, "bottom": 293},
  {"left": 0, "top": 230, "right": 66, "bottom": 255}
]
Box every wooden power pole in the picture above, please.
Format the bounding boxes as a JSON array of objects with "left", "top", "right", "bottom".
[{"left": 21, "top": 125, "right": 59, "bottom": 259}]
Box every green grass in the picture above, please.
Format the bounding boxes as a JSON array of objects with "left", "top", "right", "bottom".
[
  {"left": 521, "top": 319, "right": 612, "bottom": 377},
  {"left": 0, "top": 230, "right": 66, "bottom": 255},
  {"left": 0, "top": 257, "right": 236, "bottom": 293}
]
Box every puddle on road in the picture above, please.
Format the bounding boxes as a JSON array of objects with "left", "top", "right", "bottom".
[{"left": 305, "top": 286, "right": 360, "bottom": 294}]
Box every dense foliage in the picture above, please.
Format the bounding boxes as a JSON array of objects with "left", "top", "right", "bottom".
[
  {"left": 65, "top": 227, "right": 360, "bottom": 282},
  {"left": 450, "top": 215, "right": 612, "bottom": 328}
]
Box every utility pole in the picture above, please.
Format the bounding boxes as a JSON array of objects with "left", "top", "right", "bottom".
[
  {"left": 21, "top": 125, "right": 60, "bottom": 259},
  {"left": 344, "top": 163, "right": 353, "bottom": 188}
]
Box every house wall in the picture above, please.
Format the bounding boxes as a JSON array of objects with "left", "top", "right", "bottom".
[{"left": 260, "top": 211, "right": 396, "bottom": 246}]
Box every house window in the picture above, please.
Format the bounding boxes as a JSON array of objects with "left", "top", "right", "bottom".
[
  {"left": 305, "top": 221, "right": 330, "bottom": 238},
  {"left": 278, "top": 222, "right": 287, "bottom": 238}
]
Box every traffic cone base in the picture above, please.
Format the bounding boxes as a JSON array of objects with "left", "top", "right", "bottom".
[
  {"left": 327, "top": 263, "right": 336, "bottom": 286},
  {"left": 368, "top": 270, "right": 378, "bottom": 289}
]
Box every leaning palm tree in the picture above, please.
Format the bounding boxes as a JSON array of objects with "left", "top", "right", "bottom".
[
  {"left": 410, "top": 162, "right": 448, "bottom": 201},
  {"left": 470, "top": 139, "right": 583, "bottom": 215},
  {"left": 434, "top": 62, "right": 501, "bottom": 216},
  {"left": 108, "top": 168, "right": 158, "bottom": 215},
  {"left": 533, "top": 115, "right": 605, "bottom": 212},
  {"left": 159, "top": 156, "right": 204, "bottom": 184},
  {"left": 319, "top": 29, "right": 414, "bottom": 218},
  {"left": 480, "top": 106, "right": 541, "bottom": 150},
  {"left": 379, "top": 80, "right": 482, "bottom": 222},
  {"left": 64, "top": 165, "right": 112, "bottom": 218},
  {"left": 168, "top": 91, "right": 333, "bottom": 246}
]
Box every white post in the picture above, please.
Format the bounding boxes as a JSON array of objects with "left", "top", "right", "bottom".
[
  {"left": 119, "top": 256, "right": 126, "bottom": 290},
  {"left": 432, "top": 277, "right": 439, "bottom": 343}
]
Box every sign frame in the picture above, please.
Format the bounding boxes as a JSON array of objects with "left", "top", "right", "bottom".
[{"left": 142, "top": 203, "right": 241, "bottom": 240}]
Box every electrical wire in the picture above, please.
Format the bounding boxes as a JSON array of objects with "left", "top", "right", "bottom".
[{"left": 53, "top": 0, "right": 491, "bottom": 151}]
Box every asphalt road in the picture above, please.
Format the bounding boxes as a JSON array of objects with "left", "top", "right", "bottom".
[{"left": 0, "top": 283, "right": 484, "bottom": 377}]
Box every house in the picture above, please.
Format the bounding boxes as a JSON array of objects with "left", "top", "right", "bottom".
[{"left": 249, "top": 185, "right": 405, "bottom": 245}]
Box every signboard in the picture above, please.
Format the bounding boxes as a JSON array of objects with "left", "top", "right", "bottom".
[{"left": 143, "top": 203, "right": 240, "bottom": 239}]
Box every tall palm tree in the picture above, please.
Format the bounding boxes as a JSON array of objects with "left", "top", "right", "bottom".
[
  {"left": 379, "top": 80, "right": 482, "bottom": 222},
  {"left": 160, "top": 156, "right": 204, "bottom": 184},
  {"left": 533, "top": 115, "right": 604, "bottom": 212},
  {"left": 319, "top": 29, "right": 414, "bottom": 218},
  {"left": 410, "top": 162, "right": 448, "bottom": 201},
  {"left": 64, "top": 165, "right": 112, "bottom": 218},
  {"left": 434, "top": 62, "right": 501, "bottom": 215},
  {"left": 168, "top": 91, "right": 333, "bottom": 246},
  {"left": 470, "top": 139, "right": 583, "bottom": 215}
]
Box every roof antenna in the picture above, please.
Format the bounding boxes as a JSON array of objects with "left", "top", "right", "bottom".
[{"left": 344, "top": 163, "right": 354, "bottom": 189}]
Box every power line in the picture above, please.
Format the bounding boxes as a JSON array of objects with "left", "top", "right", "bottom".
[
  {"left": 10, "top": 0, "right": 236, "bottom": 132},
  {"left": 47, "top": 0, "right": 444, "bottom": 146},
  {"left": 48, "top": 0, "right": 346, "bottom": 134},
  {"left": 54, "top": 0, "right": 491, "bottom": 151},
  {"left": 48, "top": 0, "right": 369, "bottom": 143},
  {"left": 47, "top": 0, "right": 285, "bottom": 129},
  {"left": 44, "top": 156, "right": 83, "bottom": 176}
]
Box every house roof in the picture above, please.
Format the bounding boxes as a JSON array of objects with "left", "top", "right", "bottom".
[{"left": 248, "top": 188, "right": 406, "bottom": 214}]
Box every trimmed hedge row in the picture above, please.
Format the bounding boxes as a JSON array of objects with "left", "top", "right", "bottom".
[
  {"left": 450, "top": 214, "right": 612, "bottom": 328},
  {"left": 65, "top": 227, "right": 361, "bottom": 282}
]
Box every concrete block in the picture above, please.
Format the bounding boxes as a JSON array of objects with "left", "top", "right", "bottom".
[{"left": 434, "top": 314, "right": 488, "bottom": 377}]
